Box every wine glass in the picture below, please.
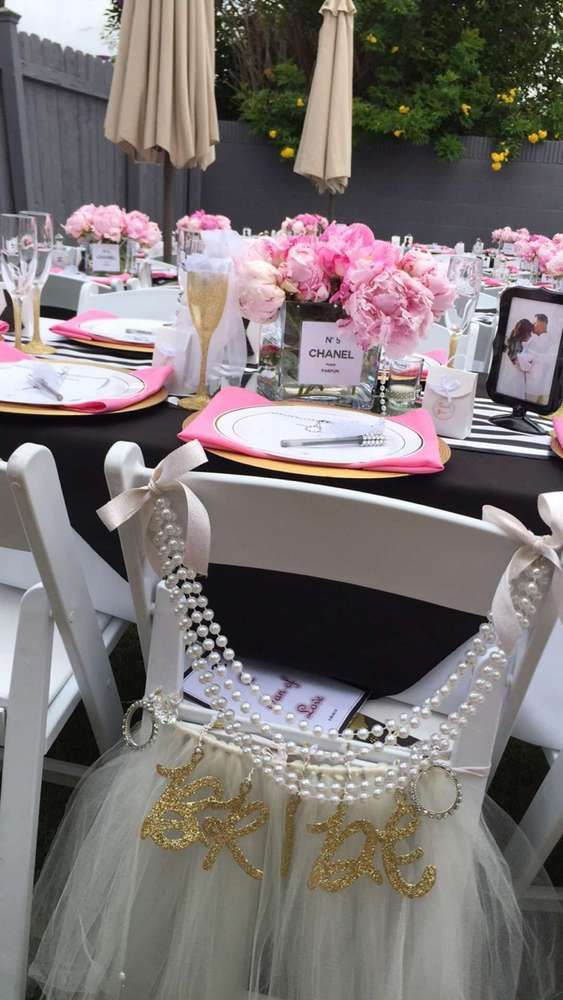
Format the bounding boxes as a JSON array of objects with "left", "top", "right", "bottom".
[
  {"left": 19, "top": 210, "right": 55, "bottom": 354},
  {"left": 0, "top": 214, "right": 37, "bottom": 352},
  {"left": 445, "top": 255, "right": 482, "bottom": 368}
]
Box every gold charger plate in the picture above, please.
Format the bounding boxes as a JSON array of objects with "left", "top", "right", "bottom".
[
  {"left": 0, "top": 357, "right": 167, "bottom": 416},
  {"left": 181, "top": 410, "right": 451, "bottom": 479}
]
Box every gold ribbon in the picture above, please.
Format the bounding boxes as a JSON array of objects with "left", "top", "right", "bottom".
[
  {"left": 97, "top": 441, "right": 210, "bottom": 576},
  {"left": 483, "top": 492, "right": 563, "bottom": 653}
]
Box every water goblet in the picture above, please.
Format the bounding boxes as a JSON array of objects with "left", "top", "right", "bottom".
[
  {"left": 19, "top": 210, "right": 55, "bottom": 354},
  {"left": 445, "top": 255, "right": 482, "bottom": 369},
  {"left": 0, "top": 214, "right": 37, "bottom": 351}
]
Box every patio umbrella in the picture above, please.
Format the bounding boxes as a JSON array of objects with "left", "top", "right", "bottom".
[
  {"left": 294, "top": 0, "right": 356, "bottom": 199},
  {"left": 104, "top": 0, "right": 219, "bottom": 259}
]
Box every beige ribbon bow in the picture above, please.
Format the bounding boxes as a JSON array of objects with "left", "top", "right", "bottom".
[
  {"left": 483, "top": 492, "right": 563, "bottom": 654},
  {"left": 97, "top": 441, "right": 210, "bottom": 577}
]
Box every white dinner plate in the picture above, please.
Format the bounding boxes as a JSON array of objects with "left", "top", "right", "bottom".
[
  {"left": 0, "top": 361, "right": 144, "bottom": 407},
  {"left": 79, "top": 317, "right": 163, "bottom": 345},
  {"left": 214, "top": 405, "right": 424, "bottom": 465}
]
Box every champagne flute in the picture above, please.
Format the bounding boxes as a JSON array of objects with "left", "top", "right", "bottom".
[
  {"left": 181, "top": 270, "right": 229, "bottom": 411},
  {"left": 445, "top": 255, "right": 482, "bottom": 368},
  {"left": 0, "top": 214, "right": 37, "bottom": 352},
  {"left": 19, "top": 210, "right": 55, "bottom": 354}
]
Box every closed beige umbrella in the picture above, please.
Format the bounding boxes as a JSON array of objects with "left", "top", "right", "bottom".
[
  {"left": 105, "top": 0, "right": 219, "bottom": 256},
  {"left": 294, "top": 0, "right": 356, "bottom": 195}
]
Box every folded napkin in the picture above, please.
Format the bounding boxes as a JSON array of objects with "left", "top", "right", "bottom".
[
  {"left": 482, "top": 276, "right": 504, "bottom": 287},
  {"left": 91, "top": 273, "right": 130, "bottom": 286},
  {"left": 50, "top": 309, "right": 152, "bottom": 346},
  {"left": 553, "top": 418, "right": 563, "bottom": 449},
  {"left": 0, "top": 338, "right": 171, "bottom": 413},
  {"left": 178, "top": 387, "right": 444, "bottom": 473}
]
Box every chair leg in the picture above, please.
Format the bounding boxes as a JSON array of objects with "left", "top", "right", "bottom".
[
  {"left": 0, "top": 585, "right": 53, "bottom": 1000},
  {"left": 505, "top": 749, "right": 563, "bottom": 898}
]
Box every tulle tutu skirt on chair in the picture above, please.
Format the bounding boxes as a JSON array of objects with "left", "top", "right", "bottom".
[{"left": 30, "top": 723, "right": 561, "bottom": 1000}]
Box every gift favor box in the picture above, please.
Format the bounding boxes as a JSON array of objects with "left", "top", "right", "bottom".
[{"left": 421, "top": 365, "right": 477, "bottom": 439}]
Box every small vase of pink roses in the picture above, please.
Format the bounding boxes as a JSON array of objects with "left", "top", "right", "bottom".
[
  {"left": 63, "top": 205, "right": 161, "bottom": 275},
  {"left": 237, "top": 215, "right": 455, "bottom": 408}
]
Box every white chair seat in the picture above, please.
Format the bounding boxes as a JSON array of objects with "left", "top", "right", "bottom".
[{"left": 0, "top": 583, "right": 111, "bottom": 709}]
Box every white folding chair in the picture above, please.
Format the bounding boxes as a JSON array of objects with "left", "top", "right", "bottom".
[
  {"left": 77, "top": 282, "right": 180, "bottom": 319},
  {"left": 0, "top": 443, "right": 126, "bottom": 1000},
  {"left": 104, "top": 442, "right": 558, "bottom": 827}
]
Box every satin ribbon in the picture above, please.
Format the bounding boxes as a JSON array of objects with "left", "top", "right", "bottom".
[
  {"left": 433, "top": 376, "right": 460, "bottom": 402},
  {"left": 97, "top": 441, "right": 210, "bottom": 576},
  {"left": 483, "top": 493, "right": 563, "bottom": 653}
]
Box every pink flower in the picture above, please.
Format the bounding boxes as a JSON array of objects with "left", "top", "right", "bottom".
[
  {"left": 91, "top": 204, "right": 127, "bottom": 243},
  {"left": 546, "top": 249, "right": 563, "bottom": 278},
  {"left": 142, "top": 221, "right": 162, "bottom": 248},
  {"left": 281, "top": 213, "right": 328, "bottom": 236},
  {"left": 536, "top": 240, "right": 556, "bottom": 271},
  {"left": 339, "top": 264, "right": 434, "bottom": 357},
  {"left": 237, "top": 258, "right": 285, "bottom": 323},
  {"left": 399, "top": 250, "right": 455, "bottom": 318},
  {"left": 247, "top": 234, "right": 290, "bottom": 268},
  {"left": 285, "top": 241, "right": 329, "bottom": 302},
  {"left": 63, "top": 203, "right": 96, "bottom": 240},
  {"left": 176, "top": 210, "right": 231, "bottom": 232},
  {"left": 552, "top": 232, "right": 563, "bottom": 246},
  {"left": 125, "top": 210, "right": 151, "bottom": 242},
  {"left": 514, "top": 233, "right": 551, "bottom": 263}
]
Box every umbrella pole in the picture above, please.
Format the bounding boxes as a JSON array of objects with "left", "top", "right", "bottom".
[{"left": 163, "top": 152, "right": 174, "bottom": 263}]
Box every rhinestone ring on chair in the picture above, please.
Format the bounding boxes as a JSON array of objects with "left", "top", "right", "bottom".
[
  {"left": 409, "top": 763, "right": 462, "bottom": 820},
  {"left": 122, "top": 698, "right": 160, "bottom": 751}
]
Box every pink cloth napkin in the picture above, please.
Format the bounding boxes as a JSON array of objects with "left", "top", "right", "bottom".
[
  {"left": 0, "top": 339, "right": 170, "bottom": 413},
  {"left": 178, "top": 387, "right": 445, "bottom": 474},
  {"left": 152, "top": 269, "right": 177, "bottom": 281},
  {"left": 92, "top": 273, "right": 130, "bottom": 286},
  {"left": 49, "top": 269, "right": 130, "bottom": 285},
  {"left": 0, "top": 320, "right": 9, "bottom": 335},
  {"left": 553, "top": 418, "right": 563, "bottom": 448},
  {"left": 49, "top": 309, "right": 153, "bottom": 347},
  {"left": 482, "top": 276, "right": 504, "bottom": 287},
  {"left": 421, "top": 349, "right": 447, "bottom": 376}
]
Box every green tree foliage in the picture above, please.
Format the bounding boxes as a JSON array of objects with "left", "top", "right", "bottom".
[
  {"left": 231, "top": 0, "right": 563, "bottom": 167},
  {"left": 105, "top": 0, "right": 563, "bottom": 167}
]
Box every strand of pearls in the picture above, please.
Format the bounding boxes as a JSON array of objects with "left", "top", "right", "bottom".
[{"left": 150, "top": 499, "right": 552, "bottom": 803}]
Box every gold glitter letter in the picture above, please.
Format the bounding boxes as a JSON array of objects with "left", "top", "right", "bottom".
[
  {"left": 377, "top": 793, "right": 437, "bottom": 899},
  {"left": 307, "top": 803, "right": 383, "bottom": 892}
]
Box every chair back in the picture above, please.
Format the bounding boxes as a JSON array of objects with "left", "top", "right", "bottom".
[
  {"left": 2, "top": 444, "right": 121, "bottom": 749},
  {"left": 105, "top": 439, "right": 560, "bottom": 785},
  {"left": 77, "top": 283, "right": 179, "bottom": 319}
]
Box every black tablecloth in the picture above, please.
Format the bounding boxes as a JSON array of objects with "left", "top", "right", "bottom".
[{"left": 2, "top": 400, "right": 561, "bottom": 695}]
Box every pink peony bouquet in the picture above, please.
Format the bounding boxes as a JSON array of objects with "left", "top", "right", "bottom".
[
  {"left": 546, "top": 249, "right": 563, "bottom": 279},
  {"left": 491, "top": 226, "right": 529, "bottom": 245},
  {"left": 513, "top": 233, "right": 553, "bottom": 264},
  {"left": 237, "top": 222, "right": 455, "bottom": 357},
  {"left": 176, "top": 210, "right": 231, "bottom": 233},
  {"left": 63, "top": 204, "right": 161, "bottom": 248},
  {"left": 280, "top": 213, "right": 329, "bottom": 237}
]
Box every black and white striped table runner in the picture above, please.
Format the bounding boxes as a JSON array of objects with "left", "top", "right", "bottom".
[{"left": 444, "top": 397, "right": 553, "bottom": 460}]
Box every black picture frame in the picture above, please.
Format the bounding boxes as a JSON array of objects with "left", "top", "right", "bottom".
[{"left": 486, "top": 286, "right": 563, "bottom": 431}]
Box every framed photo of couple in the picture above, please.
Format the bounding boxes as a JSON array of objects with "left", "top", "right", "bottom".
[{"left": 487, "top": 287, "right": 563, "bottom": 417}]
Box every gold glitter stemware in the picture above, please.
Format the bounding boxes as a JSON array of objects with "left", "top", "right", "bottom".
[{"left": 180, "top": 271, "right": 229, "bottom": 411}]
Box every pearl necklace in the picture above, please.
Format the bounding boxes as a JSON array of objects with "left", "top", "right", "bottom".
[{"left": 149, "top": 497, "right": 551, "bottom": 804}]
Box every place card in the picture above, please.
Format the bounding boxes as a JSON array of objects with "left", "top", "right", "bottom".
[
  {"left": 184, "top": 659, "right": 367, "bottom": 732},
  {"left": 90, "top": 242, "right": 121, "bottom": 273},
  {"left": 297, "top": 321, "right": 364, "bottom": 387}
]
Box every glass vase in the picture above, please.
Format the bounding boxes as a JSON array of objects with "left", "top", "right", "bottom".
[{"left": 257, "top": 300, "right": 379, "bottom": 410}]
